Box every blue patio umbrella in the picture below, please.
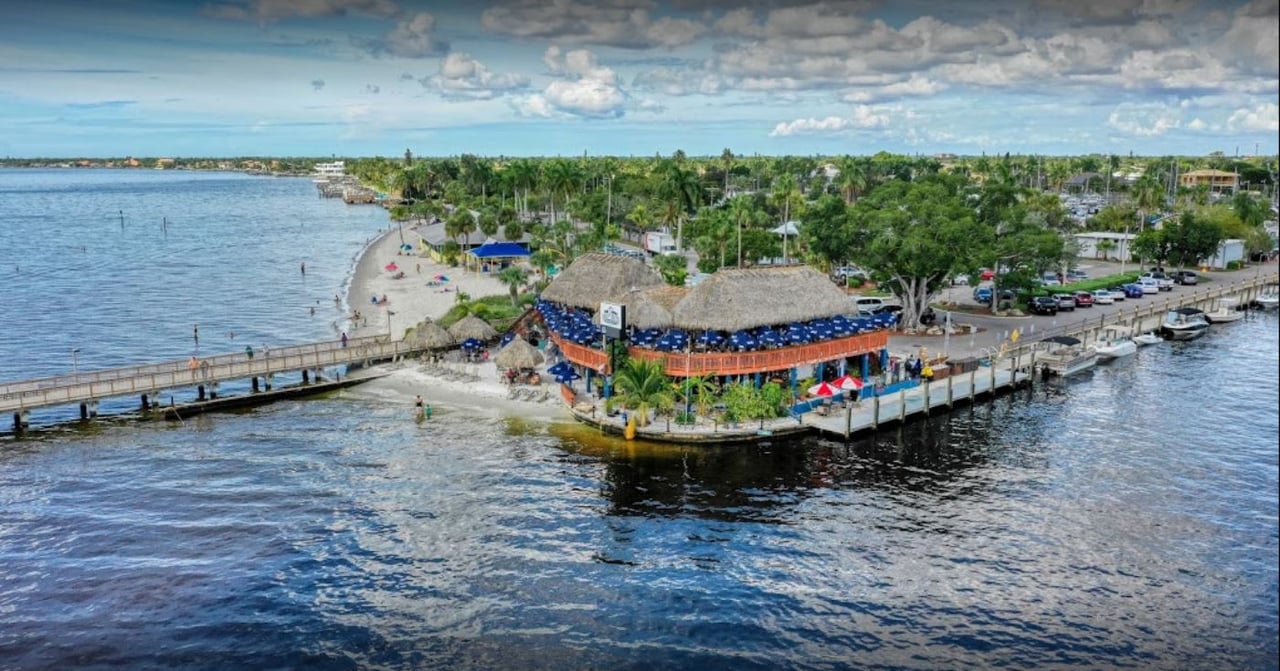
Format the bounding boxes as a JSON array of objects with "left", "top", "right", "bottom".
[
  {"left": 461, "top": 338, "right": 483, "bottom": 351},
  {"left": 500, "top": 331, "right": 516, "bottom": 346},
  {"left": 696, "top": 330, "right": 724, "bottom": 346},
  {"left": 555, "top": 371, "right": 582, "bottom": 383},
  {"left": 729, "top": 330, "right": 757, "bottom": 350}
]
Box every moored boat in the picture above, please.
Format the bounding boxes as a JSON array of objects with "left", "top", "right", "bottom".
[
  {"left": 1160, "top": 307, "right": 1209, "bottom": 341},
  {"left": 1034, "top": 335, "right": 1098, "bottom": 377},
  {"left": 1133, "top": 332, "right": 1163, "bottom": 346},
  {"left": 1253, "top": 285, "right": 1279, "bottom": 310},
  {"left": 1093, "top": 325, "right": 1138, "bottom": 360},
  {"left": 1204, "top": 298, "right": 1245, "bottom": 324}
]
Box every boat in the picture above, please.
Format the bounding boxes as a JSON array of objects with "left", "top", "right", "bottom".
[
  {"left": 1253, "top": 285, "right": 1279, "bottom": 310},
  {"left": 1033, "top": 335, "right": 1098, "bottom": 377},
  {"left": 1133, "top": 331, "right": 1163, "bottom": 346},
  {"left": 1204, "top": 298, "right": 1245, "bottom": 324},
  {"left": 1160, "top": 307, "right": 1209, "bottom": 341},
  {"left": 1092, "top": 325, "right": 1138, "bottom": 360}
]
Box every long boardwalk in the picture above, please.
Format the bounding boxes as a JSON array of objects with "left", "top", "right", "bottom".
[{"left": 2, "top": 334, "right": 422, "bottom": 421}]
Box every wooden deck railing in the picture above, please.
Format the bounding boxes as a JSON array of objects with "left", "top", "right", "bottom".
[{"left": 551, "top": 331, "right": 889, "bottom": 377}]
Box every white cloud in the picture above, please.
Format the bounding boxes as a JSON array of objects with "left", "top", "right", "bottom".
[
  {"left": 481, "top": 0, "right": 705, "bottom": 49},
  {"left": 514, "top": 95, "right": 555, "bottom": 118},
  {"left": 530, "top": 46, "right": 627, "bottom": 118},
  {"left": 1106, "top": 102, "right": 1183, "bottom": 136},
  {"left": 202, "top": 0, "right": 400, "bottom": 22},
  {"left": 769, "top": 105, "right": 888, "bottom": 136},
  {"left": 1227, "top": 103, "right": 1279, "bottom": 131},
  {"left": 844, "top": 74, "right": 947, "bottom": 102},
  {"left": 631, "top": 67, "right": 726, "bottom": 96},
  {"left": 426, "top": 52, "right": 528, "bottom": 99},
  {"left": 1186, "top": 117, "right": 1209, "bottom": 130}
]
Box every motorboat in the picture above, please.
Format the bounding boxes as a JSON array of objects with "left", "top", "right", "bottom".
[
  {"left": 1160, "top": 307, "right": 1209, "bottom": 341},
  {"left": 1204, "top": 298, "right": 1245, "bottom": 324},
  {"left": 1033, "top": 335, "right": 1099, "bottom": 377},
  {"left": 1092, "top": 325, "right": 1137, "bottom": 360},
  {"left": 1254, "top": 285, "right": 1279, "bottom": 310},
  {"left": 1133, "top": 331, "right": 1163, "bottom": 346}
]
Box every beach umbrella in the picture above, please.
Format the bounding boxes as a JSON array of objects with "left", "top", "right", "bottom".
[
  {"left": 461, "top": 338, "right": 483, "bottom": 351},
  {"left": 384, "top": 262, "right": 399, "bottom": 272},
  {"left": 547, "top": 361, "right": 572, "bottom": 376},
  {"left": 448, "top": 315, "right": 498, "bottom": 341},
  {"left": 555, "top": 371, "right": 582, "bottom": 383},
  {"left": 494, "top": 338, "right": 545, "bottom": 369},
  {"left": 831, "top": 374, "right": 864, "bottom": 390},
  {"left": 410, "top": 320, "right": 454, "bottom": 349},
  {"left": 434, "top": 273, "right": 450, "bottom": 282},
  {"left": 400, "top": 243, "right": 414, "bottom": 252},
  {"left": 808, "top": 381, "right": 840, "bottom": 397},
  {"left": 500, "top": 331, "right": 516, "bottom": 346}
]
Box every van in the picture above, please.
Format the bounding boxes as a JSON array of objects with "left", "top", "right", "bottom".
[{"left": 851, "top": 296, "right": 888, "bottom": 314}]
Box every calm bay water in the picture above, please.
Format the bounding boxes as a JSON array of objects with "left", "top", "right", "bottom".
[{"left": 0, "top": 169, "right": 1277, "bottom": 670}]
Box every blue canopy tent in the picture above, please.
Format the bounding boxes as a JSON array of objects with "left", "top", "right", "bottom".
[{"left": 466, "top": 240, "right": 530, "bottom": 274}]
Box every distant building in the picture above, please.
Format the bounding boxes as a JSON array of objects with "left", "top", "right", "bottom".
[
  {"left": 1074, "top": 232, "right": 1136, "bottom": 262},
  {"left": 1178, "top": 169, "right": 1238, "bottom": 193},
  {"left": 1202, "top": 239, "right": 1246, "bottom": 269}
]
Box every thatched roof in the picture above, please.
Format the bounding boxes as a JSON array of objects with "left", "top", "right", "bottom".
[
  {"left": 409, "top": 320, "right": 455, "bottom": 349},
  {"left": 540, "top": 253, "right": 664, "bottom": 309},
  {"left": 597, "top": 285, "right": 687, "bottom": 330},
  {"left": 671, "top": 265, "right": 854, "bottom": 331},
  {"left": 493, "top": 338, "right": 545, "bottom": 369},
  {"left": 448, "top": 314, "right": 499, "bottom": 341}
]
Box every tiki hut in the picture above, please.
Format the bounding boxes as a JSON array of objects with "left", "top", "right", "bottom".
[
  {"left": 493, "top": 338, "right": 545, "bottom": 370},
  {"left": 540, "top": 253, "right": 664, "bottom": 310},
  {"left": 408, "top": 320, "right": 455, "bottom": 349},
  {"left": 448, "top": 314, "right": 499, "bottom": 341},
  {"left": 671, "top": 266, "right": 853, "bottom": 332},
  {"left": 596, "top": 285, "right": 688, "bottom": 330}
]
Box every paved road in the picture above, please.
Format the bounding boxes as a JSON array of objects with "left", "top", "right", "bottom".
[{"left": 890, "top": 259, "right": 1279, "bottom": 359}]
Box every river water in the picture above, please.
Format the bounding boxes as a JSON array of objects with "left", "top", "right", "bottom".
[{"left": 0, "top": 169, "right": 1276, "bottom": 670}]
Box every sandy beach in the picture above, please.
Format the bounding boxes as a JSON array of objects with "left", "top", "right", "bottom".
[{"left": 341, "top": 222, "right": 569, "bottom": 420}]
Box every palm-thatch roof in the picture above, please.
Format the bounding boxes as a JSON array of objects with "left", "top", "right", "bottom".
[
  {"left": 448, "top": 314, "right": 499, "bottom": 341},
  {"left": 671, "top": 265, "right": 854, "bottom": 331},
  {"left": 408, "top": 319, "right": 455, "bottom": 349},
  {"left": 540, "top": 253, "right": 664, "bottom": 309},
  {"left": 596, "top": 285, "right": 687, "bottom": 330},
  {"left": 493, "top": 338, "right": 545, "bottom": 369}
]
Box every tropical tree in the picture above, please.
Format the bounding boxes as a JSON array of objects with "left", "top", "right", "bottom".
[
  {"left": 611, "top": 359, "right": 675, "bottom": 426},
  {"left": 496, "top": 266, "right": 528, "bottom": 307},
  {"left": 653, "top": 253, "right": 688, "bottom": 286},
  {"left": 1163, "top": 211, "right": 1225, "bottom": 269},
  {"left": 656, "top": 159, "right": 701, "bottom": 252},
  {"left": 445, "top": 208, "right": 477, "bottom": 248}
]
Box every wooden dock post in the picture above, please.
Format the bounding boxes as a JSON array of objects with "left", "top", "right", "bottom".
[
  {"left": 302, "top": 370, "right": 310, "bottom": 384},
  {"left": 872, "top": 392, "right": 880, "bottom": 430},
  {"left": 970, "top": 366, "right": 978, "bottom": 399},
  {"left": 251, "top": 377, "right": 260, "bottom": 393},
  {"left": 899, "top": 387, "right": 907, "bottom": 422},
  {"left": 843, "top": 403, "right": 852, "bottom": 439},
  {"left": 946, "top": 372, "right": 954, "bottom": 408}
]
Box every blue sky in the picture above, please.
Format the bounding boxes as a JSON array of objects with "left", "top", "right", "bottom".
[{"left": 1, "top": 0, "right": 1276, "bottom": 158}]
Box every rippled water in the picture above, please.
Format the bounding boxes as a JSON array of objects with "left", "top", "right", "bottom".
[{"left": 0, "top": 170, "right": 1276, "bottom": 670}]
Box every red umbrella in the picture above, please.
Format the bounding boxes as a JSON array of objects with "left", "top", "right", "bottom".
[
  {"left": 807, "top": 381, "right": 840, "bottom": 397},
  {"left": 832, "top": 374, "right": 863, "bottom": 390},
  {"left": 385, "top": 262, "right": 399, "bottom": 272}
]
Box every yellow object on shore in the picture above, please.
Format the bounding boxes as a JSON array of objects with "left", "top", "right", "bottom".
[{"left": 624, "top": 417, "right": 636, "bottom": 440}]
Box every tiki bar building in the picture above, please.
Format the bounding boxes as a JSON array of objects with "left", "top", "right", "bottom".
[{"left": 535, "top": 253, "right": 895, "bottom": 400}]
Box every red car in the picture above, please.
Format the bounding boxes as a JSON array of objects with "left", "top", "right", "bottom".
[
  {"left": 1073, "top": 290, "right": 1094, "bottom": 307},
  {"left": 979, "top": 268, "right": 995, "bottom": 281}
]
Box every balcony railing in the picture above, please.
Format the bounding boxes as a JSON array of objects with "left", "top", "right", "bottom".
[{"left": 551, "top": 331, "right": 889, "bottom": 377}]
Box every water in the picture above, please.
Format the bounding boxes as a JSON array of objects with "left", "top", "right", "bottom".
[{"left": 0, "top": 170, "right": 1277, "bottom": 670}]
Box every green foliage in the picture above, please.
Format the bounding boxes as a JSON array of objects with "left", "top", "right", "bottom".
[
  {"left": 496, "top": 266, "right": 528, "bottom": 307},
  {"left": 653, "top": 254, "right": 688, "bottom": 286},
  {"left": 718, "top": 381, "right": 787, "bottom": 422},
  {"left": 611, "top": 359, "right": 674, "bottom": 426},
  {"left": 1163, "top": 210, "right": 1225, "bottom": 268},
  {"left": 438, "top": 295, "right": 522, "bottom": 331},
  {"left": 1227, "top": 260, "right": 1243, "bottom": 270},
  {"left": 800, "top": 194, "right": 854, "bottom": 267}
]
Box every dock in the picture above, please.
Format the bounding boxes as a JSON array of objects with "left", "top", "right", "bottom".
[{"left": 3, "top": 334, "right": 425, "bottom": 435}]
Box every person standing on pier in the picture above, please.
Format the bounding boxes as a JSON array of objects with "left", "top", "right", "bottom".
[
  {"left": 245, "top": 345, "right": 254, "bottom": 360},
  {"left": 341, "top": 332, "right": 349, "bottom": 348}
]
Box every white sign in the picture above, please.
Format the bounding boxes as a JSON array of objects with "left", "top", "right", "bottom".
[{"left": 600, "top": 302, "right": 626, "bottom": 336}]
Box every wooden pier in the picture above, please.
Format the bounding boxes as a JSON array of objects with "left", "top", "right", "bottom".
[{"left": 3, "top": 334, "right": 424, "bottom": 434}]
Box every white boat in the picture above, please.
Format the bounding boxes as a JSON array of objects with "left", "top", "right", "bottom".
[
  {"left": 1204, "top": 298, "right": 1245, "bottom": 324},
  {"left": 1160, "top": 307, "right": 1209, "bottom": 341},
  {"left": 1133, "top": 332, "right": 1163, "bottom": 346},
  {"left": 1034, "top": 335, "right": 1099, "bottom": 377},
  {"left": 1092, "top": 325, "right": 1137, "bottom": 360},
  {"left": 1254, "top": 285, "right": 1279, "bottom": 310}
]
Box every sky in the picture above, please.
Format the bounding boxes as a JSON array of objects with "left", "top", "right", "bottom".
[{"left": 0, "top": 0, "right": 1277, "bottom": 158}]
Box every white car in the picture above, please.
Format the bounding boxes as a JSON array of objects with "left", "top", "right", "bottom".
[
  {"left": 1136, "top": 277, "right": 1160, "bottom": 294},
  {"left": 1140, "top": 271, "right": 1175, "bottom": 291},
  {"left": 1091, "top": 290, "right": 1115, "bottom": 305}
]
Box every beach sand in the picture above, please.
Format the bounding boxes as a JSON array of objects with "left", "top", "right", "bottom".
[{"left": 342, "top": 223, "right": 569, "bottom": 421}]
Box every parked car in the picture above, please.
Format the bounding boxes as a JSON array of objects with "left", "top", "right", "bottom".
[
  {"left": 1136, "top": 277, "right": 1160, "bottom": 294},
  {"left": 1066, "top": 269, "right": 1089, "bottom": 281},
  {"left": 1107, "top": 286, "right": 1128, "bottom": 301},
  {"left": 1038, "top": 273, "right": 1061, "bottom": 287},
  {"left": 1140, "top": 271, "right": 1175, "bottom": 291},
  {"left": 1091, "top": 289, "right": 1115, "bottom": 305},
  {"left": 832, "top": 265, "right": 868, "bottom": 281},
  {"left": 852, "top": 296, "right": 888, "bottom": 313},
  {"left": 979, "top": 268, "right": 996, "bottom": 281},
  {"left": 1054, "top": 293, "right": 1077, "bottom": 310},
  {"left": 1029, "top": 296, "right": 1059, "bottom": 315},
  {"left": 1073, "top": 290, "right": 1095, "bottom": 307},
  {"left": 1121, "top": 283, "right": 1146, "bottom": 299},
  {"left": 972, "top": 286, "right": 993, "bottom": 304},
  {"left": 1169, "top": 270, "right": 1199, "bottom": 285},
  {"left": 951, "top": 273, "right": 970, "bottom": 286}
]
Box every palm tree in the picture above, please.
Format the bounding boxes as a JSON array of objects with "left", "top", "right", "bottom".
[
  {"left": 496, "top": 266, "right": 528, "bottom": 307},
  {"left": 446, "top": 208, "right": 477, "bottom": 248},
  {"left": 836, "top": 157, "right": 869, "bottom": 204},
  {"left": 721, "top": 147, "right": 734, "bottom": 198},
  {"left": 543, "top": 158, "right": 580, "bottom": 226},
  {"left": 656, "top": 160, "right": 701, "bottom": 252},
  {"left": 611, "top": 359, "right": 674, "bottom": 426},
  {"left": 728, "top": 196, "right": 755, "bottom": 268},
  {"left": 508, "top": 158, "right": 538, "bottom": 221}
]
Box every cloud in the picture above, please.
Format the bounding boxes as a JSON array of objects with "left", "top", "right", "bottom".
[
  {"left": 518, "top": 46, "right": 627, "bottom": 118},
  {"left": 65, "top": 100, "right": 138, "bottom": 109},
  {"left": 481, "top": 0, "right": 705, "bottom": 49},
  {"left": 380, "top": 12, "right": 448, "bottom": 57},
  {"left": 843, "top": 74, "right": 947, "bottom": 102},
  {"left": 424, "top": 52, "right": 529, "bottom": 99},
  {"left": 1106, "top": 101, "right": 1182, "bottom": 136},
  {"left": 365, "top": 84, "right": 380, "bottom": 94},
  {"left": 399, "top": 72, "right": 415, "bottom": 81},
  {"left": 1226, "top": 102, "right": 1279, "bottom": 131},
  {"left": 769, "top": 105, "right": 888, "bottom": 136},
  {"left": 311, "top": 79, "right": 325, "bottom": 91},
  {"left": 202, "top": 0, "right": 400, "bottom": 22},
  {"left": 631, "top": 67, "right": 726, "bottom": 95}
]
